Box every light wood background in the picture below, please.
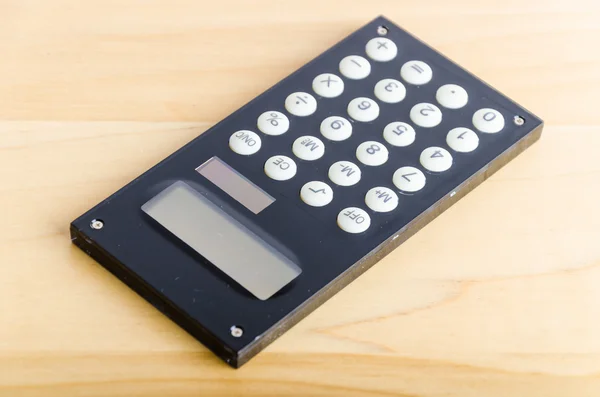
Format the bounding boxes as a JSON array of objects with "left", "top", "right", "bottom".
[{"left": 1, "top": 1, "right": 600, "bottom": 396}]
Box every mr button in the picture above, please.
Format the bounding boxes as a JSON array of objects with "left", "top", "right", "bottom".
[{"left": 337, "top": 207, "right": 371, "bottom": 234}]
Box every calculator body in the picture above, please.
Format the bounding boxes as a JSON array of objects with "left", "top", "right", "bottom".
[{"left": 70, "top": 16, "right": 543, "bottom": 368}]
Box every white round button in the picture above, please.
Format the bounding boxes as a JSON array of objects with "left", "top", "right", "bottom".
[
  {"left": 436, "top": 84, "right": 468, "bottom": 109},
  {"left": 320, "top": 116, "right": 352, "bottom": 141},
  {"left": 337, "top": 207, "right": 371, "bottom": 234},
  {"left": 473, "top": 108, "right": 505, "bottom": 133},
  {"left": 229, "top": 130, "right": 261, "bottom": 155},
  {"left": 365, "top": 187, "right": 398, "bottom": 213},
  {"left": 383, "top": 122, "right": 416, "bottom": 147},
  {"left": 400, "top": 60, "right": 433, "bottom": 85},
  {"left": 356, "top": 141, "right": 389, "bottom": 166},
  {"left": 393, "top": 166, "right": 426, "bottom": 193},
  {"left": 374, "top": 78, "right": 406, "bottom": 103},
  {"left": 257, "top": 111, "right": 290, "bottom": 136},
  {"left": 312, "top": 73, "right": 344, "bottom": 98},
  {"left": 420, "top": 147, "right": 453, "bottom": 173},
  {"left": 339, "top": 55, "right": 371, "bottom": 80},
  {"left": 410, "top": 103, "right": 442, "bottom": 128},
  {"left": 285, "top": 92, "right": 317, "bottom": 117},
  {"left": 328, "top": 161, "right": 361, "bottom": 186},
  {"left": 446, "top": 127, "right": 479, "bottom": 153},
  {"left": 300, "top": 181, "right": 333, "bottom": 207},
  {"left": 347, "top": 97, "right": 379, "bottom": 122},
  {"left": 292, "top": 135, "right": 325, "bottom": 161},
  {"left": 264, "top": 155, "right": 297, "bottom": 181},
  {"left": 365, "top": 38, "right": 398, "bottom": 62}
]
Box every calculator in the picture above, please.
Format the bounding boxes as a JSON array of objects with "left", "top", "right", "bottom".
[{"left": 70, "top": 16, "right": 543, "bottom": 368}]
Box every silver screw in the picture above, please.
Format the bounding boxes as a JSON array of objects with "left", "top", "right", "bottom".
[
  {"left": 513, "top": 115, "right": 525, "bottom": 126},
  {"left": 377, "top": 25, "right": 388, "bottom": 35},
  {"left": 230, "top": 325, "right": 243, "bottom": 338},
  {"left": 90, "top": 219, "right": 104, "bottom": 230}
]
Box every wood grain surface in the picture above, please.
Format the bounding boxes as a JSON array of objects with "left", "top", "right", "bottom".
[{"left": 2, "top": 1, "right": 600, "bottom": 396}]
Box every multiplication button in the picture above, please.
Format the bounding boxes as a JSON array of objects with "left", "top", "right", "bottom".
[
  {"left": 420, "top": 147, "right": 453, "bottom": 172},
  {"left": 393, "top": 166, "right": 426, "bottom": 193},
  {"left": 285, "top": 92, "right": 317, "bottom": 117},
  {"left": 292, "top": 136, "right": 325, "bottom": 161},
  {"left": 337, "top": 207, "right": 371, "bottom": 234},
  {"left": 365, "top": 187, "right": 398, "bottom": 212},
  {"left": 300, "top": 181, "right": 333, "bottom": 207},
  {"left": 365, "top": 37, "right": 398, "bottom": 62},
  {"left": 312, "top": 73, "right": 344, "bottom": 98},
  {"left": 328, "top": 161, "right": 361, "bottom": 186},
  {"left": 229, "top": 130, "right": 261, "bottom": 155},
  {"left": 320, "top": 116, "right": 352, "bottom": 141},
  {"left": 264, "top": 155, "right": 297, "bottom": 181},
  {"left": 257, "top": 111, "right": 289, "bottom": 136}
]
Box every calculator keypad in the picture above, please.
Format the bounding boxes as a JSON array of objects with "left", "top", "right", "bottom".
[{"left": 229, "top": 34, "right": 512, "bottom": 234}]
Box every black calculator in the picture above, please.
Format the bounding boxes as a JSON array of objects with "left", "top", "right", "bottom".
[{"left": 70, "top": 16, "right": 543, "bottom": 368}]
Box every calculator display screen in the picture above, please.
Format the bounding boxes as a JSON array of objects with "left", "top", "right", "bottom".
[
  {"left": 142, "top": 181, "right": 301, "bottom": 300},
  {"left": 196, "top": 157, "right": 274, "bottom": 214}
]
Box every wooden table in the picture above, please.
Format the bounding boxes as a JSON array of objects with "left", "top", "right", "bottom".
[{"left": 2, "top": 1, "right": 599, "bottom": 396}]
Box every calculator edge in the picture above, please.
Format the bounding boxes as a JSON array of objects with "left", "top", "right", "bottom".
[{"left": 235, "top": 121, "right": 543, "bottom": 367}]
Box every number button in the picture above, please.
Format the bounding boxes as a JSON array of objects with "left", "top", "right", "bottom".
[
  {"left": 356, "top": 141, "right": 389, "bottom": 166},
  {"left": 257, "top": 111, "right": 289, "bottom": 136},
  {"left": 400, "top": 60, "right": 433, "bottom": 85},
  {"left": 347, "top": 97, "right": 379, "bottom": 122},
  {"left": 436, "top": 84, "right": 468, "bottom": 109},
  {"left": 312, "top": 73, "right": 344, "bottom": 98},
  {"left": 374, "top": 78, "right": 406, "bottom": 103},
  {"left": 473, "top": 108, "right": 505, "bottom": 133},
  {"left": 337, "top": 207, "right": 371, "bottom": 234},
  {"left": 264, "top": 155, "right": 297, "bottom": 181},
  {"left": 339, "top": 55, "right": 371, "bottom": 80},
  {"left": 229, "top": 130, "right": 261, "bottom": 155},
  {"left": 365, "top": 187, "right": 398, "bottom": 213},
  {"left": 328, "top": 161, "right": 361, "bottom": 186},
  {"left": 393, "top": 166, "right": 426, "bottom": 193},
  {"left": 320, "top": 116, "right": 352, "bottom": 141},
  {"left": 285, "top": 92, "right": 317, "bottom": 117},
  {"left": 420, "top": 147, "right": 453, "bottom": 173},
  {"left": 446, "top": 128, "right": 479, "bottom": 153},
  {"left": 292, "top": 135, "right": 325, "bottom": 161},
  {"left": 300, "top": 181, "right": 333, "bottom": 207},
  {"left": 383, "top": 121, "right": 416, "bottom": 147},
  {"left": 365, "top": 37, "right": 398, "bottom": 62},
  {"left": 410, "top": 103, "right": 442, "bottom": 128}
]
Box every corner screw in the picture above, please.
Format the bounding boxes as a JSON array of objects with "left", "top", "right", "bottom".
[
  {"left": 377, "top": 25, "right": 388, "bottom": 36},
  {"left": 90, "top": 219, "right": 104, "bottom": 230},
  {"left": 513, "top": 115, "right": 525, "bottom": 126},
  {"left": 230, "top": 325, "right": 243, "bottom": 338}
]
